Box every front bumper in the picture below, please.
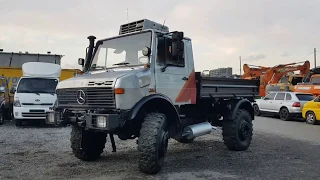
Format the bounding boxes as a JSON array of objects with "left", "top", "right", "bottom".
[
  {"left": 14, "top": 106, "right": 51, "bottom": 120},
  {"left": 46, "top": 111, "right": 120, "bottom": 130}
]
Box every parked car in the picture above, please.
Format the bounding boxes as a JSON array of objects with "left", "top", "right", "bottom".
[
  {"left": 253, "top": 91, "right": 315, "bottom": 120},
  {"left": 302, "top": 96, "right": 320, "bottom": 125}
]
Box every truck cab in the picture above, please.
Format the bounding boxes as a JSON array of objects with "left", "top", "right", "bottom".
[
  {"left": 12, "top": 62, "right": 60, "bottom": 126},
  {"left": 47, "top": 19, "right": 259, "bottom": 175}
]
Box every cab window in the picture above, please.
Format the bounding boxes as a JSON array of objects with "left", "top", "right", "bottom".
[
  {"left": 264, "top": 93, "right": 276, "bottom": 100},
  {"left": 275, "top": 93, "right": 285, "bottom": 100}
]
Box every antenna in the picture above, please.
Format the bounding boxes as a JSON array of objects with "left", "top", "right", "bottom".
[
  {"left": 127, "top": 8, "right": 129, "bottom": 24},
  {"left": 161, "top": 20, "right": 166, "bottom": 32}
]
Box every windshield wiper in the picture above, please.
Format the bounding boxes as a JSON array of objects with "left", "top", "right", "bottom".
[{"left": 112, "top": 62, "right": 130, "bottom": 66}]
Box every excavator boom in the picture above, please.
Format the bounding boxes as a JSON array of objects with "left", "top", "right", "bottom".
[{"left": 260, "top": 61, "right": 310, "bottom": 96}]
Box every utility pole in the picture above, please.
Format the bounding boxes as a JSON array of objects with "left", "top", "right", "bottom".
[
  {"left": 239, "top": 56, "right": 242, "bottom": 75},
  {"left": 315, "top": 48, "right": 317, "bottom": 68}
]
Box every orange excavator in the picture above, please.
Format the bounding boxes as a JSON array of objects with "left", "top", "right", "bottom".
[
  {"left": 242, "top": 64, "right": 271, "bottom": 80},
  {"left": 260, "top": 61, "right": 310, "bottom": 97},
  {"left": 293, "top": 67, "right": 320, "bottom": 96}
]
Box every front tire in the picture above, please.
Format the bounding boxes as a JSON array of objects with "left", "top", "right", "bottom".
[
  {"left": 222, "top": 109, "right": 253, "bottom": 151},
  {"left": 253, "top": 104, "right": 261, "bottom": 116},
  {"left": 70, "top": 125, "right": 107, "bottom": 161},
  {"left": 138, "top": 113, "right": 169, "bottom": 174},
  {"left": 306, "top": 111, "right": 317, "bottom": 125}
]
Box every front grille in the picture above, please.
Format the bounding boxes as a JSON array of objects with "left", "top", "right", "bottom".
[
  {"left": 22, "top": 112, "right": 46, "bottom": 118},
  {"left": 57, "top": 87, "right": 115, "bottom": 109},
  {"left": 22, "top": 103, "right": 53, "bottom": 106}
]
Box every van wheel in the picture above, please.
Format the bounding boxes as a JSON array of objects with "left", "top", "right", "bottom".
[
  {"left": 279, "top": 108, "right": 290, "bottom": 121},
  {"left": 15, "top": 119, "right": 23, "bottom": 126},
  {"left": 306, "top": 111, "right": 316, "bottom": 125}
]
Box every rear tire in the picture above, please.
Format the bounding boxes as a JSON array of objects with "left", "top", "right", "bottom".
[
  {"left": 70, "top": 125, "right": 106, "bottom": 161},
  {"left": 279, "top": 107, "right": 290, "bottom": 121},
  {"left": 15, "top": 119, "right": 22, "bottom": 126},
  {"left": 222, "top": 109, "right": 253, "bottom": 151},
  {"left": 306, "top": 111, "right": 317, "bottom": 125},
  {"left": 138, "top": 113, "right": 169, "bottom": 174}
]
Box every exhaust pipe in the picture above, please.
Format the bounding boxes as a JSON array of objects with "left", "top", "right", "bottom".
[
  {"left": 83, "top": 35, "right": 96, "bottom": 72},
  {"left": 182, "top": 122, "right": 217, "bottom": 140}
]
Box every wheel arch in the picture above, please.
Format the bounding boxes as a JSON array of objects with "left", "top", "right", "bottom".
[
  {"left": 231, "top": 99, "right": 254, "bottom": 120},
  {"left": 127, "top": 94, "right": 180, "bottom": 130}
]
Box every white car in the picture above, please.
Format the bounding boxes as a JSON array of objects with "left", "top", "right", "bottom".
[{"left": 253, "top": 91, "right": 315, "bottom": 120}]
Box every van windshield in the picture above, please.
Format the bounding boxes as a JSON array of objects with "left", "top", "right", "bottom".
[{"left": 17, "top": 78, "right": 58, "bottom": 94}]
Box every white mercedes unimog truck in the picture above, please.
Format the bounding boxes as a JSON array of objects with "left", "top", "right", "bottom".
[{"left": 46, "top": 19, "right": 260, "bottom": 174}]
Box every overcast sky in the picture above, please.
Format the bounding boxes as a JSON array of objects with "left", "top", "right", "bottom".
[{"left": 0, "top": 0, "right": 319, "bottom": 74}]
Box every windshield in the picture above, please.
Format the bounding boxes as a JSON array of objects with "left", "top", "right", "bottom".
[
  {"left": 291, "top": 77, "right": 303, "bottom": 85},
  {"left": 90, "top": 31, "right": 152, "bottom": 71},
  {"left": 17, "top": 78, "right": 58, "bottom": 94}
]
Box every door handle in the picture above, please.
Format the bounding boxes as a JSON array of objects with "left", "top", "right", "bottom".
[{"left": 182, "top": 77, "right": 188, "bottom": 81}]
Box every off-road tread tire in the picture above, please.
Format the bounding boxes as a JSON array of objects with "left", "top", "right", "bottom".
[
  {"left": 15, "top": 119, "right": 22, "bottom": 126},
  {"left": 70, "top": 125, "right": 106, "bottom": 161},
  {"left": 222, "top": 109, "right": 253, "bottom": 151},
  {"left": 138, "top": 113, "right": 168, "bottom": 174}
]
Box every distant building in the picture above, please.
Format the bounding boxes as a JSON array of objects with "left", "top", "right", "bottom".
[{"left": 209, "top": 67, "right": 233, "bottom": 77}]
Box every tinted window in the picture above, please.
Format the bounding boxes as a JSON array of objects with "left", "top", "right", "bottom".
[
  {"left": 264, "top": 93, "right": 276, "bottom": 100},
  {"left": 275, "top": 93, "right": 285, "bottom": 100},
  {"left": 296, "top": 94, "right": 315, "bottom": 101},
  {"left": 17, "top": 78, "right": 58, "bottom": 94},
  {"left": 285, "top": 93, "right": 292, "bottom": 100}
]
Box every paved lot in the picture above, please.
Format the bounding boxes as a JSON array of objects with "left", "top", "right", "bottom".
[{"left": 0, "top": 116, "right": 320, "bottom": 180}]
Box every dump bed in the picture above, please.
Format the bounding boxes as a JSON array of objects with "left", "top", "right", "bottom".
[{"left": 196, "top": 72, "right": 260, "bottom": 99}]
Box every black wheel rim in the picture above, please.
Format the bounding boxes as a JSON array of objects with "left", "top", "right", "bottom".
[
  {"left": 239, "top": 120, "right": 250, "bottom": 141},
  {"left": 280, "top": 109, "right": 288, "bottom": 119},
  {"left": 253, "top": 105, "right": 259, "bottom": 115},
  {"left": 306, "top": 113, "right": 315, "bottom": 123}
]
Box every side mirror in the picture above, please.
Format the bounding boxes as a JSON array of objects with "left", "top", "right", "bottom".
[
  {"left": 78, "top": 58, "right": 85, "bottom": 66},
  {"left": 171, "top": 31, "right": 184, "bottom": 62},
  {"left": 10, "top": 87, "right": 16, "bottom": 94}
]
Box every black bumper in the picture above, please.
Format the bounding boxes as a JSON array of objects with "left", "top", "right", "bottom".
[{"left": 46, "top": 111, "right": 120, "bottom": 131}]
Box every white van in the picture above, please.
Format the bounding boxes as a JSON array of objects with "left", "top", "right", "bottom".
[{"left": 12, "top": 62, "right": 61, "bottom": 126}]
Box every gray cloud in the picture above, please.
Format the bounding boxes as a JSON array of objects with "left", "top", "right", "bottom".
[
  {"left": 0, "top": 0, "right": 319, "bottom": 72},
  {"left": 243, "top": 54, "right": 267, "bottom": 62},
  {"left": 281, "top": 52, "right": 290, "bottom": 57}
]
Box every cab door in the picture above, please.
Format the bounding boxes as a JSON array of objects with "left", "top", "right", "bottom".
[{"left": 154, "top": 34, "right": 194, "bottom": 105}]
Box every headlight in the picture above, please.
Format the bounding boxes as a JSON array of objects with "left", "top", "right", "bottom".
[
  {"left": 13, "top": 99, "right": 21, "bottom": 107},
  {"left": 96, "top": 116, "right": 108, "bottom": 128}
]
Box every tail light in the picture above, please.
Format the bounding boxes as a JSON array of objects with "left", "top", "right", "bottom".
[{"left": 292, "top": 102, "right": 301, "bottom": 107}]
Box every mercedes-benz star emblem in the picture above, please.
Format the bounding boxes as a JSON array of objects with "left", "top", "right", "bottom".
[{"left": 76, "top": 90, "right": 86, "bottom": 105}]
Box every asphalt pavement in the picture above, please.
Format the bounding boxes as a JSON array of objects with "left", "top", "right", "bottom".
[{"left": 0, "top": 116, "right": 320, "bottom": 180}]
